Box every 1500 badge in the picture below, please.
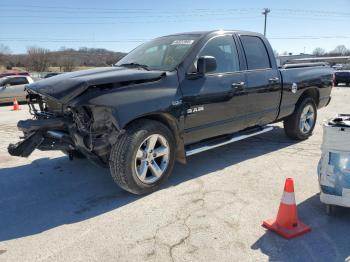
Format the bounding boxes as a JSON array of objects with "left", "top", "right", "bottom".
[{"left": 187, "top": 106, "right": 204, "bottom": 114}]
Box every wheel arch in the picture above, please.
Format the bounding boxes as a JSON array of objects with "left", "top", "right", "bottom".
[
  {"left": 298, "top": 88, "right": 320, "bottom": 107},
  {"left": 122, "top": 113, "right": 186, "bottom": 164}
]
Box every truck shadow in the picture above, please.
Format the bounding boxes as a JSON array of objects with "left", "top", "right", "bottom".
[
  {"left": 251, "top": 194, "right": 350, "bottom": 262},
  {"left": 0, "top": 126, "right": 301, "bottom": 241}
]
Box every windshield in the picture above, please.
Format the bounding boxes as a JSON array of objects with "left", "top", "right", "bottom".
[{"left": 116, "top": 34, "right": 200, "bottom": 71}]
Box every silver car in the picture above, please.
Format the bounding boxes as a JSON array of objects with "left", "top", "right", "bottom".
[{"left": 0, "top": 76, "right": 34, "bottom": 103}]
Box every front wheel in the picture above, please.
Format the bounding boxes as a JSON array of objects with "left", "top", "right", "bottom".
[
  {"left": 283, "top": 97, "right": 317, "bottom": 140},
  {"left": 109, "top": 120, "right": 175, "bottom": 195}
]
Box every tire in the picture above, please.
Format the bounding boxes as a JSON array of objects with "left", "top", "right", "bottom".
[
  {"left": 61, "top": 149, "right": 86, "bottom": 159},
  {"left": 109, "top": 119, "right": 175, "bottom": 195},
  {"left": 283, "top": 97, "right": 317, "bottom": 140}
]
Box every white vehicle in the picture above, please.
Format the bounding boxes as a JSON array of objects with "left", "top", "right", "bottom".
[{"left": 0, "top": 75, "right": 34, "bottom": 103}]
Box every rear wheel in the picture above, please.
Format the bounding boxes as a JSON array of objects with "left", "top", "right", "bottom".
[
  {"left": 284, "top": 97, "right": 317, "bottom": 140},
  {"left": 109, "top": 120, "right": 175, "bottom": 195}
]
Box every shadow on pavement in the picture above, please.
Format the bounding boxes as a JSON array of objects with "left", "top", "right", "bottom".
[
  {"left": 251, "top": 194, "right": 350, "bottom": 262},
  {"left": 0, "top": 127, "right": 300, "bottom": 241}
]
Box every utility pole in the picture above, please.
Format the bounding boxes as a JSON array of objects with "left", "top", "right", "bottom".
[{"left": 262, "top": 8, "right": 270, "bottom": 37}]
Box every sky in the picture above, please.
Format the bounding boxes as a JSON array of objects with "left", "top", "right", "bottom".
[{"left": 1, "top": 0, "right": 350, "bottom": 55}]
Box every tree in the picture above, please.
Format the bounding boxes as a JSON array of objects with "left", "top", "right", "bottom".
[
  {"left": 312, "top": 47, "right": 326, "bottom": 56},
  {"left": 0, "top": 44, "right": 11, "bottom": 67},
  {"left": 58, "top": 54, "right": 78, "bottom": 72},
  {"left": 330, "top": 45, "right": 349, "bottom": 56},
  {"left": 0, "top": 44, "right": 11, "bottom": 55},
  {"left": 26, "top": 46, "right": 50, "bottom": 72}
]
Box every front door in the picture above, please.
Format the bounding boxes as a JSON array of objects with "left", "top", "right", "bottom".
[{"left": 180, "top": 34, "right": 249, "bottom": 145}]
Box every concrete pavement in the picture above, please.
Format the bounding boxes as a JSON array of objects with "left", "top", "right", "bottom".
[{"left": 0, "top": 87, "right": 350, "bottom": 262}]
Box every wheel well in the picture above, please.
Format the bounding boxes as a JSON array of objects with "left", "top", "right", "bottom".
[
  {"left": 124, "top": 114, "right": 186, "bottom": 164},
  {"left": 298, "top": 88, "right": 320, "bottom": 107}
]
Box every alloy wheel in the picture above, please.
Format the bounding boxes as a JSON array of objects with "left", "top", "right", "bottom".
[
  {"left": 299, "top": 104, "right": 315, "bottom": 134},
  {"left": 134, "top": 134, "right": 170, "bottom": 184}
]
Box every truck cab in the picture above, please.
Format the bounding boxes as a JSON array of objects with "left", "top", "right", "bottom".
[{"left": 178, "top": 31, "right": 282, "bottom": 144}]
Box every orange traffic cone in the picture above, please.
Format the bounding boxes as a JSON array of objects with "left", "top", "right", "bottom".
[
  {"left": 263, "top": 178, "right": 311, "bottom": 239},
  {"left": 12, "top": 97, "right": 21, "bottom": 111}
]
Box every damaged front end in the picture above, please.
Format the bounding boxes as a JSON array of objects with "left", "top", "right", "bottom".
[{"left": 8, "top": 90, "right": 121, "bottom": 166}]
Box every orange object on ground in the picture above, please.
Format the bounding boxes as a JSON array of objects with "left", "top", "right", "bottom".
[
  {"left": 263, "top": 178, "right": 311, "bottom": 239},
  {"left": 12, "top": 98, "right": 21, "bottom": 111}
]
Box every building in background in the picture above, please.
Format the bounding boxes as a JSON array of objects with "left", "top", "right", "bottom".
[{"left": 276, "top": 53, "right": 315, "bottom": 66}]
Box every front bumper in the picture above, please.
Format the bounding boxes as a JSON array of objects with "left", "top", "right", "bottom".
[
  {"left": 8, "top": 118, "right": 73, "bottom": 157},
  {"left": 8, "top": 115, "right": 116, "bottom": 166}
]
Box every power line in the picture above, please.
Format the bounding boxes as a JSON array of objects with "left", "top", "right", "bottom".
[
  {"left": 0, "top": 13, "right": 263, "bottom": 20},
  {"left": 269, "top": 36, "right": 350, "bottom": 39},
  {"left": 1, "top": 36, "right": 349, "bottom": 44},
  {"left": 1, "top": 5, "right": 350, "bottom": 15},
  {"left": 0, "top": 16, "right": 262, "bottom": 25},
  {"left": 0, "top": 8, "right": 260, "bottom": 15},
  {"left": 2, "top": 11, "right": 349, "bottom": 20},
  {"left": 1, "top": 7, "right": 350, "bottom": 17}
]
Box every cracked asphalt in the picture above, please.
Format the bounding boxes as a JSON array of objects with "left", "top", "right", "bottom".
[{"left": 0, "top": 87, "right": 350, "bottom": 262}]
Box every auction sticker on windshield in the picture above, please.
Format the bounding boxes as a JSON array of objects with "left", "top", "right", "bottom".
[{"left": 171, "top": 40, "right": 195, "bottom": 45}]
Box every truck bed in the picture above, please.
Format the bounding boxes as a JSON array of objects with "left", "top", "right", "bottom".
[{"left": 278, "top": 65, "right": 333, "bottom": 120}]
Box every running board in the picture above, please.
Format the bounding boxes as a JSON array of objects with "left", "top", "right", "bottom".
[{"left": 185, "top": 126, "right": 273, "bottom": 157}]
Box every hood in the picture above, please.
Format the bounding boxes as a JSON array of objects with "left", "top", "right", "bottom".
[{"left": 26, "top": 67, "right": 165, "bottom": 104}]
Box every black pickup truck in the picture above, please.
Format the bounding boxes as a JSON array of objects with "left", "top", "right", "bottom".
[{"left": 8, "top": 30, "right": 333, "bottom": 194}]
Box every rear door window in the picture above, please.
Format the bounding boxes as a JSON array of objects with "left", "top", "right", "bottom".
[
  {"left": 9, "top": 77, "right": 29, "bottom": 86},
  {"left": 240, "top": 36, "right": 271, "bottom": 70}
]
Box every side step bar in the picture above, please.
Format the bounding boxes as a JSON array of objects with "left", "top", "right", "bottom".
[{"left": 185, "top": 126, "right": 273, "bottom": 157}]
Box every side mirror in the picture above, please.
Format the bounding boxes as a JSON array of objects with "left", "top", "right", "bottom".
[{"left": 197, "top": 56, "right": 217, "bottom": 75}]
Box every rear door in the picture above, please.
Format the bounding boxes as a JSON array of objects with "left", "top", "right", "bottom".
[
  {"left": 180, "top": 34, "right": 249, "bottom": 144},
  {"left": 238, "top": 35, "right": 281, "bottom": 126}
]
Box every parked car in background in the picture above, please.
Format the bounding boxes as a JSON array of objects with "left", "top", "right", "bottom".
[
  {"left": 334, "top": 70, "right": 350, "bottom": 86},
  {"left": 44, "top": 72, "right": 62, "bottom": 78},
  {"left": 0, "top": 75, "right": 34, "bottom": 103},
  {"left": 0, "top": 71, "right": 30, "bottom": 78}
]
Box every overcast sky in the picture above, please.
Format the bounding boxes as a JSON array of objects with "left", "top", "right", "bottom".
[{"left": 2, "top": 0, "right": 350, "bottom": 54}]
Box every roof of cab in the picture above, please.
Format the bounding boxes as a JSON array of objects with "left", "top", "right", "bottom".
[{"left": 160, "top": 30, "right": 263, "bottom": 38}]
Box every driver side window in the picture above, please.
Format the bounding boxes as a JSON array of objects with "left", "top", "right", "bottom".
[{"left": 191, "top": 35, "right": 240, "bottom": 74}]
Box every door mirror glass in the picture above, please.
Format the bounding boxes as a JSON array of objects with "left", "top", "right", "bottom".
[{"left": 197, "top": 56, "right": 217, "bottom": 74}]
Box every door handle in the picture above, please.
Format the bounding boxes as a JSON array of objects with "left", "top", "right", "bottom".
[
  {"left": 268, "top": 77, "right": 279, "bottom": 82},
  {"left": 231, "top": 82, "right": 245, "bottom": 89}
]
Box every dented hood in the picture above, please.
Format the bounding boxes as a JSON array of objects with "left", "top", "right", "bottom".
[{"left": 27, "top": 67, "right": 165, "bottom": 103}]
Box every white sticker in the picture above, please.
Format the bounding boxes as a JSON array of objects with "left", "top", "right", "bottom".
[{"left": 171, "top": 40, "right": 195, "bottom": 45}]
